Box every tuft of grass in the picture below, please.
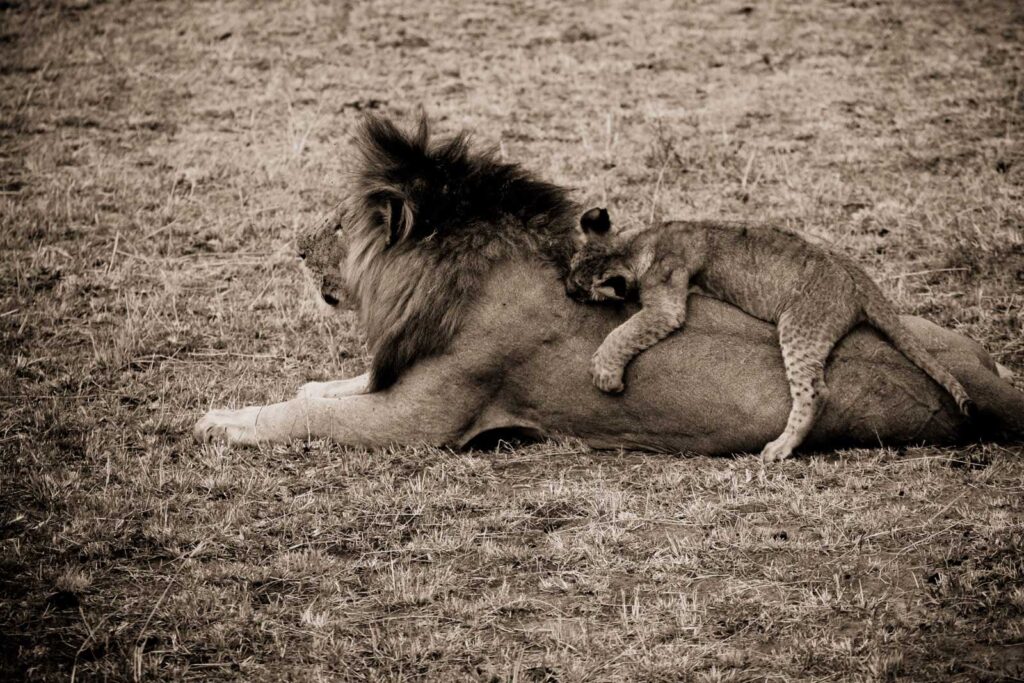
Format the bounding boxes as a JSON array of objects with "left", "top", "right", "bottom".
[{"left": 2, "top": 0, "right": 1023, "bottom": 680}]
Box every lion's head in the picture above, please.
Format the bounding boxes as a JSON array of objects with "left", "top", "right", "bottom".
[
  {"left": 297, "top": 201, "right": 352, "bottom": 308},
  {"left": 299, "top": 116, "right": 580, "bottom": 391}
]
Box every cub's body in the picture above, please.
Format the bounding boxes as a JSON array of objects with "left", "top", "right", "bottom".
[{"left": 566, "top": 211, "right": 974, "bottom": 462}]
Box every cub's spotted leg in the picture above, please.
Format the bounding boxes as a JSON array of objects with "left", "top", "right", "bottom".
[{"left": 761, "top": 308, "right": 856, "bottom": 463}]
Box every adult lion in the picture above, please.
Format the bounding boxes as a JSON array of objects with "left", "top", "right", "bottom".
[{"left": 194, "top": 117, "right": 1024, "bottom": 455}]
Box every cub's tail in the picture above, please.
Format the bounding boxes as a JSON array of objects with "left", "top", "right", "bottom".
[{"left": 863, "top": 299, "right": 976, "bottom": 418}]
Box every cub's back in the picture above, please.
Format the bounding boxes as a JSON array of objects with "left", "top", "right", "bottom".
[{"left": 659, "top": 221, "right": 861, "bottom": 323}]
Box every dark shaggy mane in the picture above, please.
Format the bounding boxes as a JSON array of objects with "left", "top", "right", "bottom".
[{"left": 343, "top": 116, "right": 579, "bottom": 391}]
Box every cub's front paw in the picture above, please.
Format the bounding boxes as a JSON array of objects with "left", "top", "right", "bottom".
[
  {"left": 194, "top": 406, "right": 262, "bottom": 446},
  {"left": 590, "top": 354, "right": 625, "bottom": 394}
]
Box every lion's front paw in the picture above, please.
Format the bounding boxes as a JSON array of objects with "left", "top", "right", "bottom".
[
  {"left": 194, "top": 407, "right": 262, "bottom": 446},
  {"left": 760, "top": 436, "right": 794, "bottom": 464},
  {"left": 590, "top": 353, "right": 625, "bottom": 394},
  {"left": 296, "top": 381, "right": 331, "bottom": 399},
  {"left": 296, "top": 376, "right": 368, "bottom": 399}
]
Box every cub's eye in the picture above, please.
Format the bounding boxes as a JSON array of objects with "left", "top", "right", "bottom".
[{"left": 297, "top": 250, "right": 307, "bottom": 260}]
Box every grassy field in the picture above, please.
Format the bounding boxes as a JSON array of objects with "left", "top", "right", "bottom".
[{"left": 2, "top": 0, "right": 1024, "bottom": 680}]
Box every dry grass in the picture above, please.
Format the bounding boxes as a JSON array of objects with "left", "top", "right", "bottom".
[{"left": 2, "top": 0, "right": 1023, "bottom": 680}]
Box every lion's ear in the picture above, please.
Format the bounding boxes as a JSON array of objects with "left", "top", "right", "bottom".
[
  {"left": 579, "top": 207, "right": 612, "bottom": 239},
  {"left": 383, "top": 195, "right": 415, "bottom": 247}
]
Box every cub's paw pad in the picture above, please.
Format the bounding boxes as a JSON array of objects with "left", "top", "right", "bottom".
[
  {"left": 760, "top": 438, "right": 793, "bottom": 464},
  {"left": 590, "top": 351, "right": 625, "bottom": 393},
  {"left": 591, "top": 368, "right": 625, "bottom": 394},
  {"left": 194, "top": 407, "right": 261, "bottom": 446}
]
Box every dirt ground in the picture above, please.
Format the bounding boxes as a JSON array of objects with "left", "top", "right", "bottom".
[{"left": 2, "top": 0, "right": 1023, "bottom": 680}]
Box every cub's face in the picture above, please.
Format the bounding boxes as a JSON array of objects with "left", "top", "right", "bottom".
[
  {"left": 566, "top": 206, "right": 637, "bottom": 303},
  {"left": 565, "top": 243, "right": 636, "bottom": 303},
  {"left": 297, "top": 202, "right": 354, "bottom": 309}
]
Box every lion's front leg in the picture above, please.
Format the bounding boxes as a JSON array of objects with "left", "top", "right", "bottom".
[
  {"left": 195, "top": 364, "right": 486, "bottom": 448},
  {"left": 295, "top": 372, "right": 370, "bottom": 399},
  {"left": 195, "top": 373, "right": 374, "bottom": 445},
  {"left": 194, "top": 395, "right": 455, "bottom": 447}
]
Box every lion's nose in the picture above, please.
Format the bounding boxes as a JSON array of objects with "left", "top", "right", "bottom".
[{"left": 297, "top": 249, "right": 307, "bottom": 260}]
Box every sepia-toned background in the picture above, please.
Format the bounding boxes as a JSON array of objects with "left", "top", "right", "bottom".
[{"left": 2, "top": 0, "right": 1022, "bottom": 679}]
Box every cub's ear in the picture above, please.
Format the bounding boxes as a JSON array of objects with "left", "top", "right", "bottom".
[
  {"left": 382, "top": 195, "right": 415, "bottom": 247},
  {"left": 579, "top": 207, "right": 611, "bottom": 237}
]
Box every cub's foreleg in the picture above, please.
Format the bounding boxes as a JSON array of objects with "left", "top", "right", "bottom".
[{"left": 591, "top": 274, "right": 689, "bottom": 393}]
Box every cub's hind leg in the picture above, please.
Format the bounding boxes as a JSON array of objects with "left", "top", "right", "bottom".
[
  {"left": 761, "top": 306, "right": 858, "bottom": 463},
  {"left": 861, "top": 299, "right": 976, "bottom": 417}
]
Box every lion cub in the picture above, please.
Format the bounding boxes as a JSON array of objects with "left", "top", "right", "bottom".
[{"left": 565, "top": 208, "right": 975, "bottom": 462}]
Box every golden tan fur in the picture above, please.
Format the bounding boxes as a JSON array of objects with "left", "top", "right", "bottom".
[{"left": 567, "top": 210, "right": 976, "bottom": 462}]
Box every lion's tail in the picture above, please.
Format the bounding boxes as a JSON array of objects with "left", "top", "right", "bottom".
[{"left": 862, "top": 298, "right": 976, "bottom": 418}]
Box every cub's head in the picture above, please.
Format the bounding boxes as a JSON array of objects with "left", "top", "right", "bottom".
[
  {"left": 297, "top": 201, "right": 354, "bottom": 309},
  {"left": 565, "top": 207, "right": 637, "bottom": 303}
]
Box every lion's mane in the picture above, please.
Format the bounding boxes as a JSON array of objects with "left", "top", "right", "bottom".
[{"left": 342, "top": 117, "right": 579, "bottom": 391}]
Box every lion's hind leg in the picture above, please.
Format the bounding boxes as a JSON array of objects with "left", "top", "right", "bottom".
[{"left": 761, "top": 306, "right": 858, "bottom": 463}]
